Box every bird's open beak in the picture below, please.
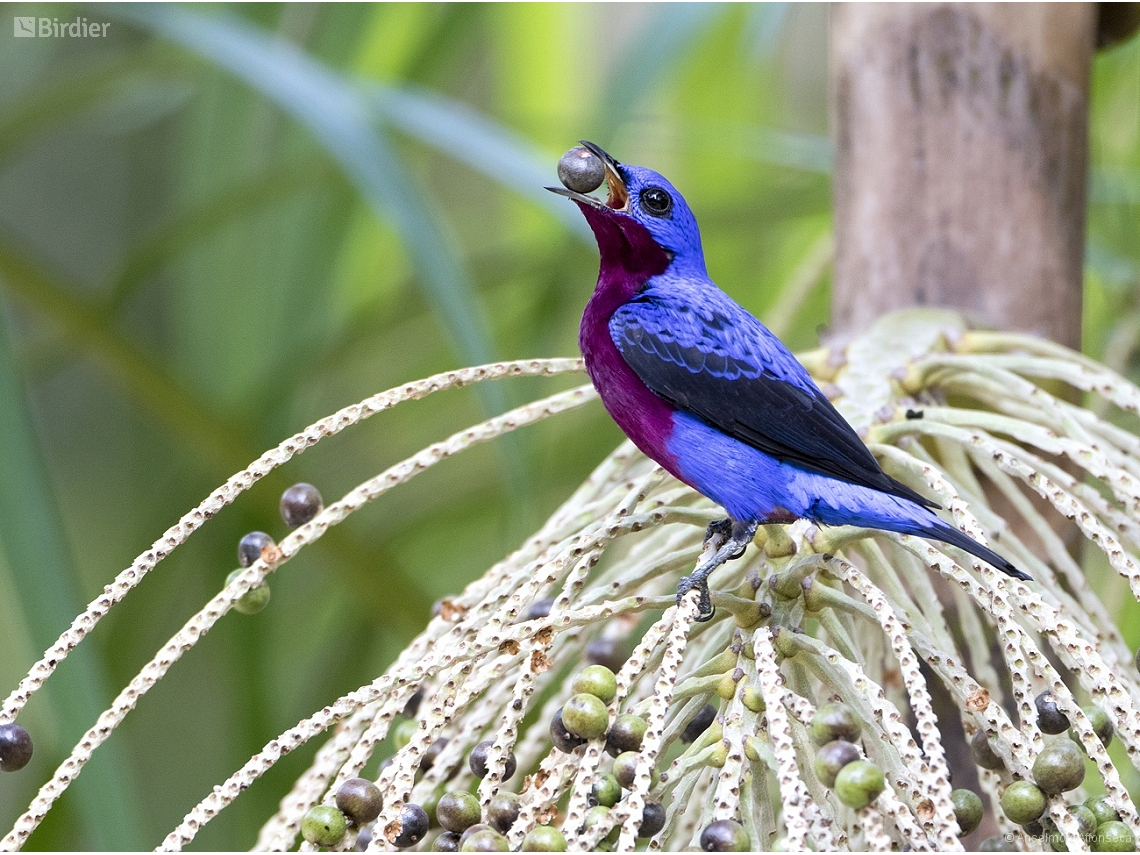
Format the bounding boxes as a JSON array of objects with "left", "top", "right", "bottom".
[{"left": 546, "top": 141, "right": 630, "bottom": 213}]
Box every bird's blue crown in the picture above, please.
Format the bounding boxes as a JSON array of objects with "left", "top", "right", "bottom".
[{"left": 612, "top": 163, "right": 705, "bottom": 273}]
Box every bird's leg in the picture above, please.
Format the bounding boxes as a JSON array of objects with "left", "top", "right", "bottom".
[
  {"left": 703, "top": 518, "right": 734, "bottom": 552},
  {"left": 677, "top": 519, "right": 759, "bottom": 622}
]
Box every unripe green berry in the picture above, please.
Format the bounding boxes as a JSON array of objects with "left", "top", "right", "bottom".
[
  {"left": 1086, "top": 795, "right": 1121, "bottom": 826},
  {"left": 1068, "top": 804, "right": 1098, "bottom": 841},
  {"left": 834, "top": 760, "right": 885, "bottom": 809},
  {"left": 1001, "top": 780, "right": 1047, "bottom": 824},
  {"left": 1093, "top": 820, "right": 1135, "bottom": 852},
  {"left": 561, "top": 693, "right": 609, "bottom": 740},
  {"left": 392, "top": 718, "right": 417, "bottom": 750},
  {"left": 521, "top": 826, "right": 567, "bottom": 851},
  {"left": 979, "top": 834, "right": 1019, "bottom": 851},
  {"left": 708, "top": 741, "right": 728, "bottom": 767},
  {"left": 810, "top": 702, "right": 862, "bottom": 745},
  {"left": 226, "top": 569, "right": 270, "bottom": 615},
  {"left": 550, "top": 708, "right": 587, "bottom": 753},
  {"left": 952, "top": 788, "right": 984, "bottom": 836},
  {"left": 301, "top": 805, "right": 347, "bottom": 847},
  {"left": 1073, "top": 706, "right": 1114, "bottom": 749},
  {"left": 437, "top": 791, "right": 481, "bottom": 833},
  {"left": 583, "top": 806, "right": 619, "bottom": 845},
  {"left": 589, "top": 772, "right": 622, "bottom": 808},
  {"left": 421, "top": 789, "right": 441, "bottom": 827},
  {"left": 1033, "top": 739, "right": 1086, "bottom": 794},
  {"left": 458, "top": 824, "right": 493, "bottom": 847},
  {"left": 571, "top": 665, "right": 617, "bottom": 704},
  {"left": 460, "top": 829, "right": 510, "bottom": 852}
]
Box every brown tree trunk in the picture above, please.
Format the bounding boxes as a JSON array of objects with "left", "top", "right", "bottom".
[{"left": 830, "top": 3, "right": 1096, "bottom": 350}]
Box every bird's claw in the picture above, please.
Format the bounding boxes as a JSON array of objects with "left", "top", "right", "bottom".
[{"left": 676, "top": 575, "right": 715, "bottom": 622}]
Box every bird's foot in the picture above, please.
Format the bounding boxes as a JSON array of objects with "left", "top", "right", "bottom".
[
  {"left": 677, "top": 520, "right": 759, "bottom": 622},
  {"left": 676, "top": 574, "right": 714, "bottom": 622}
]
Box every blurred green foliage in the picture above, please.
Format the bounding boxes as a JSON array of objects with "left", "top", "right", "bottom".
[{"left": 0, "top": 3, "right": 1135, "bottom": 849}]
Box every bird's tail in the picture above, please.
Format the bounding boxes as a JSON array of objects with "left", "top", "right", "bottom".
[{"left": 908, "top": 517, "right": 1030, "bottom": 582}]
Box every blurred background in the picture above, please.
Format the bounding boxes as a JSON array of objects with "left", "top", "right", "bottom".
[{"left": 0, "top": 3, "right": 1136, "bottom": 849}]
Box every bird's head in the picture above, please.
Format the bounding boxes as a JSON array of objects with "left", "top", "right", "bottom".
[{"left": 548, "top": 142, "right": 705, "bottom": 278}]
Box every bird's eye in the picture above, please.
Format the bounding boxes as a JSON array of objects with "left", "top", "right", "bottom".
[{"left": 639, "top": 186, "right": 673, "bottom": 217}]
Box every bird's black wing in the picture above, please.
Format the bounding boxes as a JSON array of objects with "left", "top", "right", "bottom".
[{"left": 609, "top": 292, "right": 938, "bottom": 509}]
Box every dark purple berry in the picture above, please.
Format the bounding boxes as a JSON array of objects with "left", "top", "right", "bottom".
[
  {"left": 335, "top": 777, "right": 382, "bottom": 824},
  {"left": 526, "top": 597, "right": 554, "bottom": 620},
  {"left": 238, "top": 531, "right": 275, "bottom": 567},
  {"left": 700, "top": 819, "right": 749, "bottom": 851},
  {"left": 434, "top": 831, "right": 461, "bottom": 852},
  {"left": 280, "top": 483, "right": 323, "bottom": 528},
  {"left": 639, "top": 802, "right": 666, "bottom": 838},
  {"left": 469, "top": 740, "right": 516, "bottom": 780},
  {"left": 421, "top": 737, "right": 448, "bottom": 772},
  {"left": 1034, "top": 690, "right": 1070, "bottom": 735},
  {"left": 402, "top": 685, "right": 425, "bottom": 718},
  {"left": 0, "top": 724, "right": 33, "bottom": 772},
  {"left": 970, "top": 730, "right": 1005, "bottom": 770},
  {"left": 393, "top": 803, "right": 430, "bottom": 848},
  {"left": 681, "top": 705, "right": 717, "bottom": 744},
  {"left": 586, "top": 638, "right": 627, "bottom": 672},
  {"left": 605, "top": 714, "right": 647, "bottom": 757}
]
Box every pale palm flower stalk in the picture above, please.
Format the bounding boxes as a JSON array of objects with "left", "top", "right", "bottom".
[{"left": 4, "top": 309, "right": 1140, "bottom": 852}]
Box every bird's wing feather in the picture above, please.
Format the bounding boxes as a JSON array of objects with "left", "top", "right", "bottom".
[{"left": 610, "top": 289, "right": 937, "bottom": 509}]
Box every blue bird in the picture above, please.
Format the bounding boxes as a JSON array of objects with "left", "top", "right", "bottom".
[{"left": 549, "top": 142, "right": 1027, "bottom": 620}]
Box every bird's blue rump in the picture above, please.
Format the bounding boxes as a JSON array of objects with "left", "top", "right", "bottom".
[{"left": 666, "top": 411, "right": 1028, "bottom": 580}]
